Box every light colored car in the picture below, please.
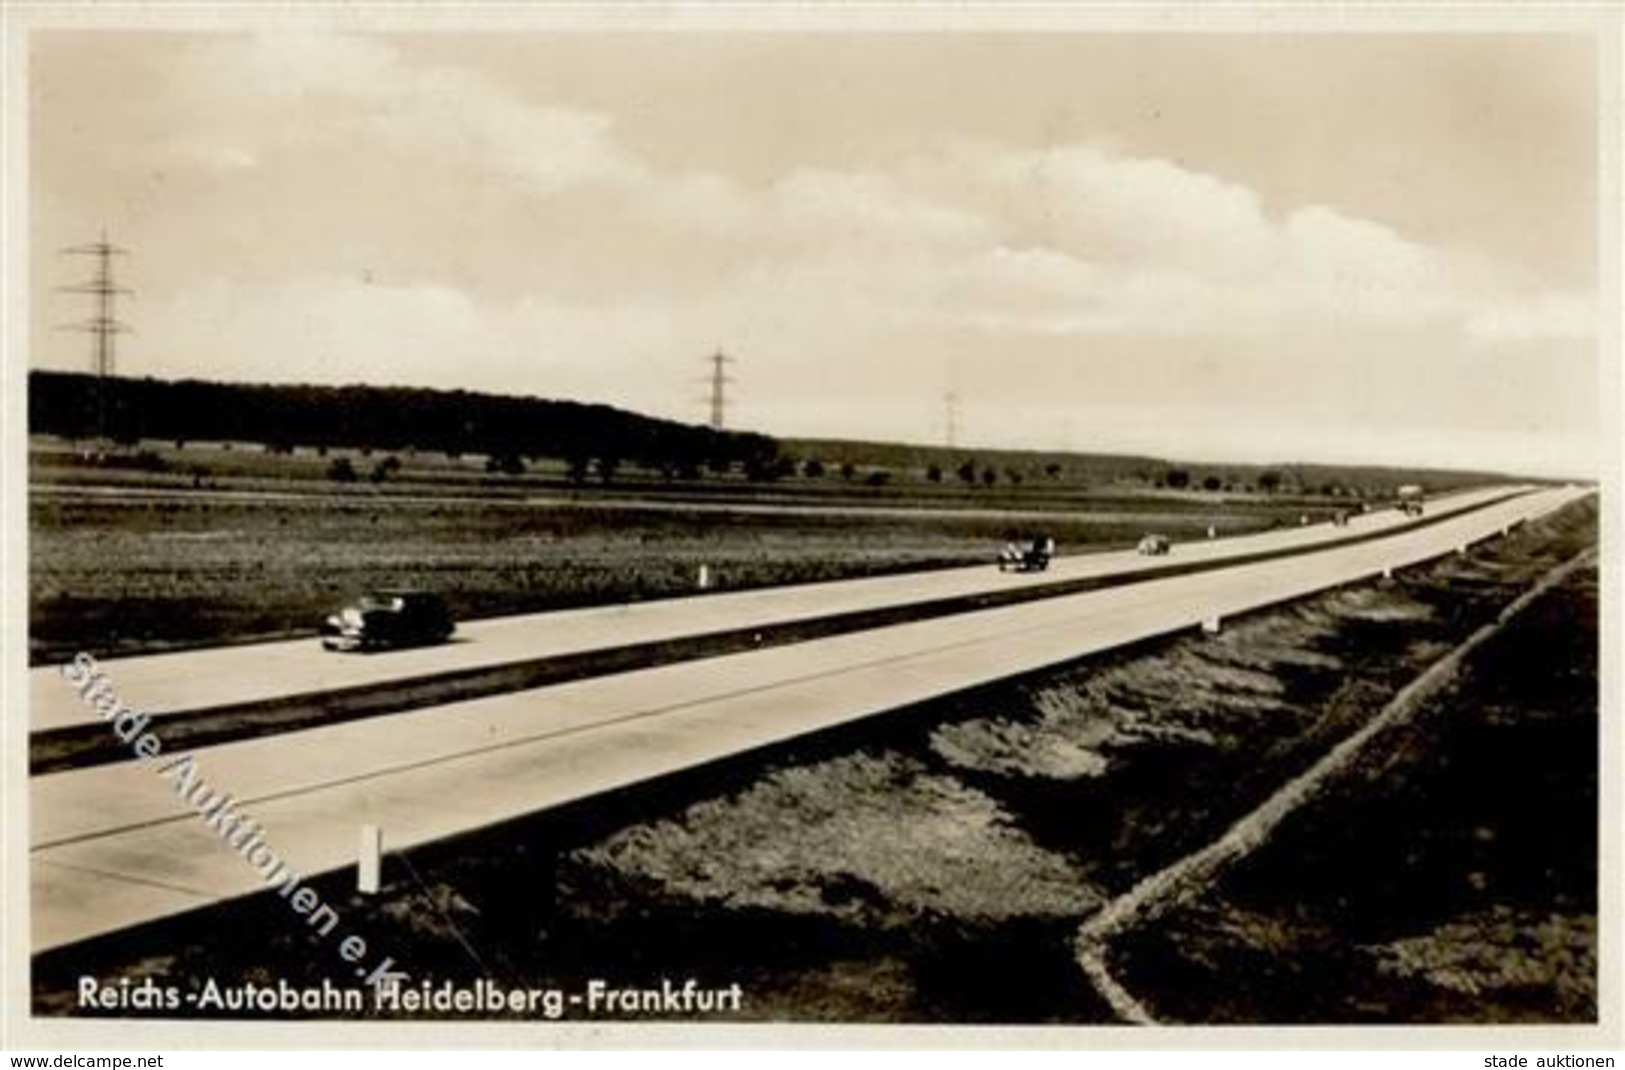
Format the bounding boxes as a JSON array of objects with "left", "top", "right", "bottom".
[{"left": 1137, "top": 534, "right": 1171, "bottom": 556}]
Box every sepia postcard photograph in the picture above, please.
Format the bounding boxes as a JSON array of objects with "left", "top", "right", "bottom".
[{"left": 2, "top": 1, "right": 1620, "bottom": 1053}]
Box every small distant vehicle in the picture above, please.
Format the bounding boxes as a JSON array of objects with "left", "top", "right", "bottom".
[
  {"left": 321, "top": 589, "right": 455, "bottom": 652},
  {"left": 1397, "top": 484, "right": 1426, "bottom": 517},
  {"left": 999, "top": 535, "right": 1054, "bottom": 573},
  {"left": 1137, "top": 533, "right": 1171, "bottom": 556}
]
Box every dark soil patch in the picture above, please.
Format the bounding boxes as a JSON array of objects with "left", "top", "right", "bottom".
[{"left": 1109, "top": 532, "right": 1598, "bottom": 1023}]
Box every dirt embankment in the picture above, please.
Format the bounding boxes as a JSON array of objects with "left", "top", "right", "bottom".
[{"left": 1107, "top": 543, "right": 1599, "bottom": 1023}]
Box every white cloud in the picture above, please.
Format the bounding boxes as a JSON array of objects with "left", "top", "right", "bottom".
[
  {"left": 963, "top": 142, "right": 1274, "bottom": 281},
  {"left": 148, "top": 38, "right": 1556, "bottom": 350},
  {"left": 137, "top": 277, "right": 682, "bottom": 408},
  {"left": 1282, "top": 205, "right": 1431, "bottom": 283},
  {"left": 170, "top": 33, "right": 404, "bottom": 104},
  {"left": 373, "top": 67, "right": 643, "bottom": 193},
  {"left": 152, "top": 138, "right": 260, "bottom": 173},
  {"left": 767, "top": 168, "right": 993, "bottom": 250},
  {"left": 940, "top": 141, "right": 1490, "bottom": 336},
  {"left": 162, "top": 34, "right": 641, "bottom": 194},
  {"left": 37, "top": 34, "right": 1596, "bottom": 474},
  {"left": 628, "top": 170, "right": 755, "bottom": 234},
  {"left": 1032, "top": 144, "right": 1277, "bottom": 275},
  {"left": 1466, "top": 291, "right": 1595, "bottom": 345}
]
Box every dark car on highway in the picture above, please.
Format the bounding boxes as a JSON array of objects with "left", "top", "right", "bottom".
[
  {"left": 999, "top": 534, "right": 1055, "bottom": 573},
  {"left": 1137, "top": 533, "right": 1172, "bottom": 556},
  {"left": 321, "top": 589, "right": 455, "bottom": 652}
]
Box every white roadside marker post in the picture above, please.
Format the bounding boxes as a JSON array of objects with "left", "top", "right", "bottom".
[
  {"left": 697, "top": 564, "right": 711, "bottom": 591},
  {"left": 359, "top": 824, "right": 382, "bottom": 895}
]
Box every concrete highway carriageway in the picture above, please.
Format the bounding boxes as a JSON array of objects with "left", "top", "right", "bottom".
[
  {"left": 32, "top": 483, "right": 1527, "bottom": 739},
  {"left": 29, "top": 483, "right": 1588, "bottom": 952}
]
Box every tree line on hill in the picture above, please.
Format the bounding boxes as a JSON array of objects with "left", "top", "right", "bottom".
[
  {"left": 31, "top": 371, "right": 1523, "bottom": 495},
  {"left": 29, "top": 371, "right": 781, "bottom": 479},
  {"left": 782, "top": 436, "right": 1520, "bottom": 499}
]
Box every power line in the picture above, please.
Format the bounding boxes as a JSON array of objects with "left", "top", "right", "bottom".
[
  {"left": 59, "top": 229, "right": 131, "bottom": 380},
  {"left": 705, "top": 349, "right": 734, "bottom": 431},
  {"left": 58, "top": 229, "right": 131, "bottom": 441}
]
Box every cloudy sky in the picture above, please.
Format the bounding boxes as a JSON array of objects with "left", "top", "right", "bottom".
[{"left": 29, "top": 28, "right": 1600, "bottom": 474}]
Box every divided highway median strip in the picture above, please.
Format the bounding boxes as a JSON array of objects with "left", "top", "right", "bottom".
[{"left": 29, "top": 489, "right": 1530, "bottom": 775}]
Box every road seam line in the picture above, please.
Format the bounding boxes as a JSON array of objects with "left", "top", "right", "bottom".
[{"left": 34, "top": 857, "right": 218, "bottom": 902}]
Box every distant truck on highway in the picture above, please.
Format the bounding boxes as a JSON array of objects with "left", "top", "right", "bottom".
[{"left": 1397, "top": 484, "right": 1426, "bottom": 517}]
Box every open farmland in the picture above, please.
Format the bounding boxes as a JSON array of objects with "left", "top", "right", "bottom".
[
  {"left": 29, "top": 470, "right": 1311, "bottom": 664},
  {"left": 26, "top": 432, "right": 1366, "bottom": 664}
]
